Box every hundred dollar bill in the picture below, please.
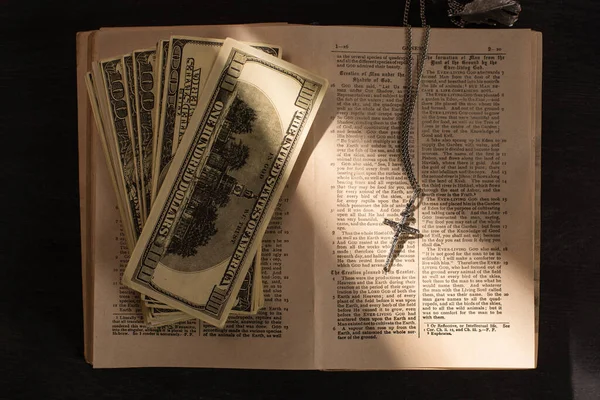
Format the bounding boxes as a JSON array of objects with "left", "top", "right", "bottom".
[
  {"left": 151, "top": 40, "right": 170, "bottom": 205},
  {"left": 142, "top": 246, "right": 262, "bottom": 323},
  {"left": 85, "top": 72, "right": 135, "bottom": 250},
  {"left": 92, "top": 58, "right": 143, "bottom": 242},
  {"left": 123, "top": 38, "right": 327, "bottom": 327},
  {"left": 152, "top": 36, "right": 282, "bottom": 201},
  {"left": 133, "top": 49, "right": 157, "bottom": 222},
  {"left": 132, "top": 46, "right": 192, "bottom": 322},
  {"left": 151, "top": 37, "right": 274, "bottom": 312},
  {"left": 123, "top": 55, "right": 146, "bottom": 223}
]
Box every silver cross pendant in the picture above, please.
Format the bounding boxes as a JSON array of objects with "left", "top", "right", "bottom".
[{"left": 382, "top": 194, "right": 422, "bottom": 273}]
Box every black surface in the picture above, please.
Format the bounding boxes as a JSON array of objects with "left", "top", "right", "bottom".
[{"left": 1, "top": 1, "right": 599, "bottom": 399}]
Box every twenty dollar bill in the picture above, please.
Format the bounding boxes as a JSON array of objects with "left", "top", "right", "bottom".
[{"left": 123, "top": 38, "right": 327, "bottom": 327}]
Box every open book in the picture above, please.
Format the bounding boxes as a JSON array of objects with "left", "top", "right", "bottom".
[{"left": 77, "top": 23, "right": 542, "bottom": 369}]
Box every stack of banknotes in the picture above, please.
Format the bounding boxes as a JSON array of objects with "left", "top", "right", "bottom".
[{"left": 85, "top": 36, "right": 327, "bottom": 328}]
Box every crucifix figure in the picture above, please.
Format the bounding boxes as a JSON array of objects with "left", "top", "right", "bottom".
[{"left": 382, "top": 191, "right": 422, "bottom": 273}]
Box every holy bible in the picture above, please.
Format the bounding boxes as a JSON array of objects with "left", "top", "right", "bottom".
[{"left": 77, "top": 23, "right": 542, "bottom": 369}]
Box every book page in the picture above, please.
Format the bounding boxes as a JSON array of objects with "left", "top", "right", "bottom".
[
  {"left": 309, "top": 27, "right": 538, "bottom": 369},
  {"left": 85, "top": 24, "right": 318, "bottom": 368},
  {"left": 79, "top": 24, "right": 539, "bottom": 369}
]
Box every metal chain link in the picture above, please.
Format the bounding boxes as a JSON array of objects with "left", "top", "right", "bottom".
[
  {"left": 400, "top": 0, "right": 430, "bottom": 198},
  {"left": 382, "top": 0, "right": 431, "bottom": 273}
]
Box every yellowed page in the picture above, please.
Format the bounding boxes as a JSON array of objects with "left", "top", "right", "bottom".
[
  {"left": 310, "top": 27, "right": 537, "bottom": 369},
  {"left": 85, "top": 24, "right": 318, "bottom": 369}
]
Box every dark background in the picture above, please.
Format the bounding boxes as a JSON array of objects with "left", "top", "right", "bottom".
[{"left": 1, "top": 0, "right": 599, "bottom": 398}]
